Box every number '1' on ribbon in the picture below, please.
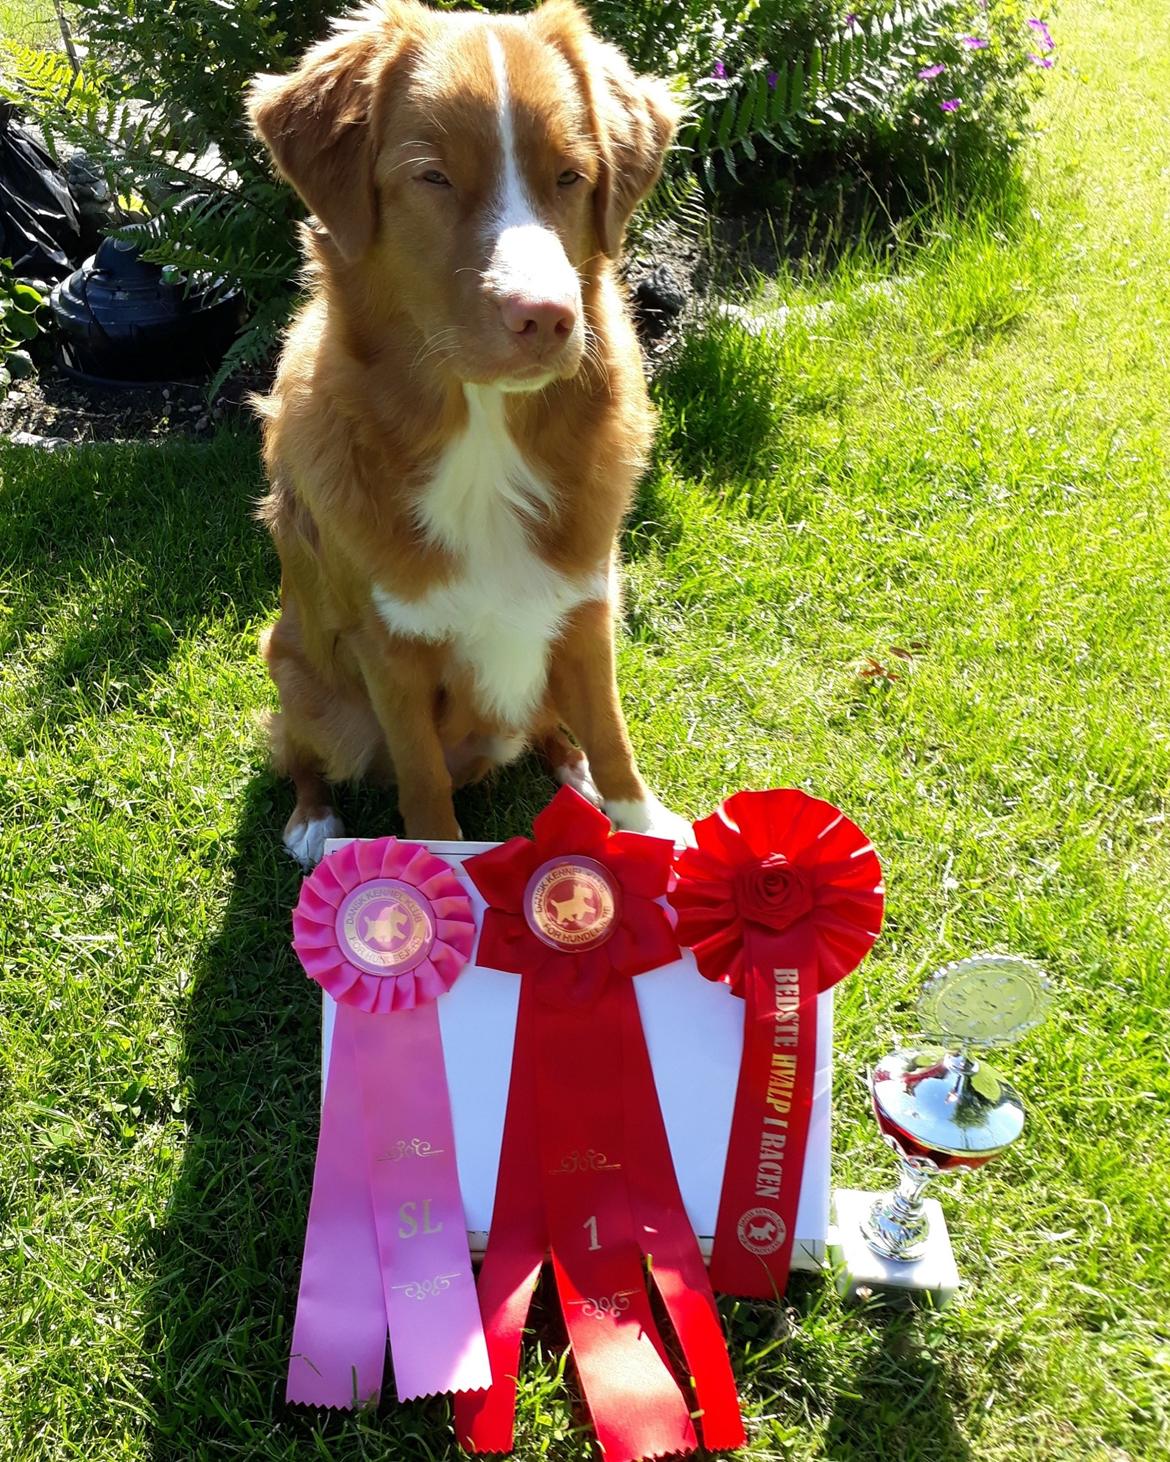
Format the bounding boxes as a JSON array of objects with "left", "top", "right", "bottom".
[{"left": 454, "top": 787, "right": 745, "bottom": 1462}]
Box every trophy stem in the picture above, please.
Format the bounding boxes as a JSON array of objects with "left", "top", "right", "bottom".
[{"left": 862, "top": 1153, "right": 936, "bottom": 1261}]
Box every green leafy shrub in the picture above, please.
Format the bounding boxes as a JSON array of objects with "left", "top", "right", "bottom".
[
  {"left": 1, "top": 0, "right": 1053, "bottom": 388},
  {"left": 0, "top": 261, "right": 45, "bottom": 394},
  {"left": 681, "top": 1, "right": 1050, "bottom": 205}
]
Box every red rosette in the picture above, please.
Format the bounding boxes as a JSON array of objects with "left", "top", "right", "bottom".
[
  {"left": 670, "top": 789, "right": 884, "bottom": 1297},
  {"left": 672, "top": 788, "right": 884, "bottom": 991},
  {"left": 456, "top": 787, "right": 745, "bottom": 1462},
  {"left": 466, "top": 786, "right": 678, "bottom": 1006},
  {"left": 292, "top": 837, "right": 476, "bottom": 1012}
]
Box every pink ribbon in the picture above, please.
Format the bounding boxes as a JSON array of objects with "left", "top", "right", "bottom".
[{"left": 287, "top": 838, "right": 490, "bottom": 1405}]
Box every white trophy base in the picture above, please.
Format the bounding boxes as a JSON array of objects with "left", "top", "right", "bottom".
[{"left": 829, "top": 1188, "right": 961, "bottom": 1309}]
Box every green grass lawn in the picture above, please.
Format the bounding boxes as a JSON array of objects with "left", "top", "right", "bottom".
[{"left": 2, "top": 0, "right": 1168, "bottom": 1457}]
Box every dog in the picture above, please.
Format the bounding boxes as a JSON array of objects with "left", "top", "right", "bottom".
[{"left": 248, "top": 0, "right": 689, "bottom": 866}]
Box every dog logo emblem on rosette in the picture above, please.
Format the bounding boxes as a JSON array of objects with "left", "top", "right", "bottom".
[{"left": 526, "top": 858, "right": 618, "bottom": 952}]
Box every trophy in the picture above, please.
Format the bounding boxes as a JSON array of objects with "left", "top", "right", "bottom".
[{"left": 832, "top": 954, "right": 1050, "bottom": 1306}]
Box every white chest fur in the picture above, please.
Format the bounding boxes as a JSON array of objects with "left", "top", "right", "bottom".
[{"left": 372, "top": 386, "right": 608, "bottom": 729}]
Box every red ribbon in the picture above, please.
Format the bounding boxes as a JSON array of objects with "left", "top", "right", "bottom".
[
  {"left": 455, "top": 787, "right": 744, "bottom": 1462},
  {"left": 670, "top": 790, "right": 884, "bottom": 1299}
]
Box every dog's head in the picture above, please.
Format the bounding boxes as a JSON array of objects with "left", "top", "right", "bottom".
[{"left": 248, "top": 0, "right": 678, "bottom": 392}]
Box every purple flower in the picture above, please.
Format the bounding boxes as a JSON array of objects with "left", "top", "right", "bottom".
[
  {"left": 940, "top": 98, "right": 961, "bottom": 112},
  {"left": 1027, "top": 18, "right": 1055, "bottom": 50},
  {"left": 1028, "top": 51, "right": 1055, "bottom": 68},
  {"left": 845, "top": 12, "right": 860, "bottom": 31},
  {"left": 918, "top": 62, "right": 947, "bottom": 79},
  {"left": 767, "top": 69, "right": 778, "bottom": 89},
  {"left": 961, "top": 35, "right": 989, "bottom": 49},
  {"left": 712, "top": 58, "right": 726, "bottom": 80}
]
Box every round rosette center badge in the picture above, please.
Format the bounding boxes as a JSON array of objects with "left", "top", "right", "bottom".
[
  {"left": 524, "top": 856, "right": 620, "bottom": 952},
  {"left": 335, "top": 879, "right": 435, "bottom": 976},
  {"left": 293, "top": 838, "right": 476, "bottom": 1013}
]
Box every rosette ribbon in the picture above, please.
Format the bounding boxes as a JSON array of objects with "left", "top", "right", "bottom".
[
  {"left": 455, "top": 787, "right": 745, "bottom": 1462},
  {"left": 670, "top": 790, "right": 884, "bottom": 1298},
  {"left": 287, "top": 838, "right": 490, "bottom": 1406}
]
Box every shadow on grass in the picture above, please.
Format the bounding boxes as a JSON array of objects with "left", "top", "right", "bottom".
[
  {"left": 702, "top": 143, "right": 1031, "bottom": 290},
  {"left": 823, "top": 1309, "right": 973, "bottom": 1461},
  {"left": 140, "top": 771, "right": 461, "bottom": 1457},
  {"left": 724, "top": 1277, "right": 971, "bottom": 1461},
  {"left": 0, "top": 432, "right": 273, "bottom": 750},
  {"left": 137, "top": 753, "right": 557, "bottom": 1456}
]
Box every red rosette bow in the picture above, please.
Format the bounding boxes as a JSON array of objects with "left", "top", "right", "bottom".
[
  {"left": 455, "top": 787, "right": 745, "bottom": 1462},
  {"left": 467, "top": 784, "right": 679, "bottom": 1005},
  {"left": 671, "top": 790, "right": 884, "bottom": 1297}
]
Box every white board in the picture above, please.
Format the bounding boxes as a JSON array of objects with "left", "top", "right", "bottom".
[{"left": 321, "top": 839, "right": 831, "bottom": 1271}]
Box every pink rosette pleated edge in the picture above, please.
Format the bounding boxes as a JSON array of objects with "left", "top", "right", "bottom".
[{"left": 291, "top": 837, "right": 476, "bottom": 1013}]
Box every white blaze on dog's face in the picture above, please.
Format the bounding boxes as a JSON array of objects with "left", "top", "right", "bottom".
[
  {"left": 379, "top": 15, "right": 595, "bottom": 391},
  {"left": 477, "top": 30, "right": 586, "bottom": 392},
  {"left": 248, "top": 0, "right": 678, "bottom": 391}
]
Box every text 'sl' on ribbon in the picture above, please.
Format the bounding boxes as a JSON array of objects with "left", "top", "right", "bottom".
[{"left": 287, "top": 837, "right": 489, "bottom": 1405}]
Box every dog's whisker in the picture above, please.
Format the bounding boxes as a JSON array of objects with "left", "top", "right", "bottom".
[
  {"left": 581, "top": 324, "right": 611, "bottom": 393},
  {"left": 409, "top": 326, "right": 465, "bottom": 377}
]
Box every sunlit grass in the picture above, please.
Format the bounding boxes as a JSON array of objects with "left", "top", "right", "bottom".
[{"left": 2, "top": 0, "right": 1168, "bottom": 1457}]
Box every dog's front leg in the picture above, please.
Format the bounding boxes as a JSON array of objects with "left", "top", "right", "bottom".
[
  {"left": 354, "top": 628, "right": 462, "bottom": 841},
  {"left": 548, "top": 600, "right": 692, "bottom": 847}
]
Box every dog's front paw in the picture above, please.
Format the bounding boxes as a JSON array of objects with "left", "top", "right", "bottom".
[
  {"left": 284, "top": 806, "right": 345, "bottom": 870},
  {"left": 553, "top": 751, "right": 604, "bottom": 809},
  {"left": 604, "top": 794, "right": 695, "bottom": 850}
]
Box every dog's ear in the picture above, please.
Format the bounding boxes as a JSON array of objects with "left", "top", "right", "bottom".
[
  {"left": 535, "top": 1, "right": 679, "bottom": 260},
  {"left": 247, "top": 12, "right": 410, "bottom": 261},
  {"left": 589, "top": 46, "right": 679, "bottom": 259}
]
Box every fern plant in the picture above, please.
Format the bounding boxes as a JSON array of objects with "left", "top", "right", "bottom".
[
  {"left": 0, "top": 1, "right": 1047, "bottom": 392},
  {"left": 682, "top": 0, "right": 1045, "bottom": 191},
  {"left": 1, "top": 3, "right": 329, "bottom": 392}
]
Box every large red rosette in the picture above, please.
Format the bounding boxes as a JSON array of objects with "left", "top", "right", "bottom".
[
  {"left": 455, "top": 787, "right": 745, "bottom": 1462},
  {"left": 671, "top": 790, "right": 884, "bottom": 1297}
]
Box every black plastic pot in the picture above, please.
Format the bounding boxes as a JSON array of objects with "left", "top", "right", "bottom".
[{"left": 50, "top": 233, "right": 243, "bottom": 384}]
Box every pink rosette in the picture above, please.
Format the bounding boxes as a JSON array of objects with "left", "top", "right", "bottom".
[
  {"left": 293, "top": 838, "right": 476, "bottom": 1012},
  {"left": 285, "top": 837, "right": 489, "bottom": 1410}
]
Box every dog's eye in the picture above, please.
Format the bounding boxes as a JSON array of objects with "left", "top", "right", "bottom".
[
  {"left": 557, "top": 169, "right": 582, "bottom": 187},
  {"left": 419, "top": 170, "right": 451, "bottom": 187}
]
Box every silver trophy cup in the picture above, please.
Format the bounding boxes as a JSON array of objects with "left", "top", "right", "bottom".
[{"left": 833, "top": 954, "right": 1050, "bottom": 1303}]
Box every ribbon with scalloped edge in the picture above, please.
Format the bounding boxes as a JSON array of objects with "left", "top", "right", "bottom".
[
  {"left": 670, "top": 790, "right": 884, "bottom": 1298},
  {"left": 287, "top": 838, "right": 490, "bottom": 1406},
  {"left": 455, "top": 787, "right": 744, "bottom": 1462}
]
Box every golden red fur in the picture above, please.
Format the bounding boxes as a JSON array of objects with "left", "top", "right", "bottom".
[{"left": 248, "top": 0, "right": 684, "bottom": 863}]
